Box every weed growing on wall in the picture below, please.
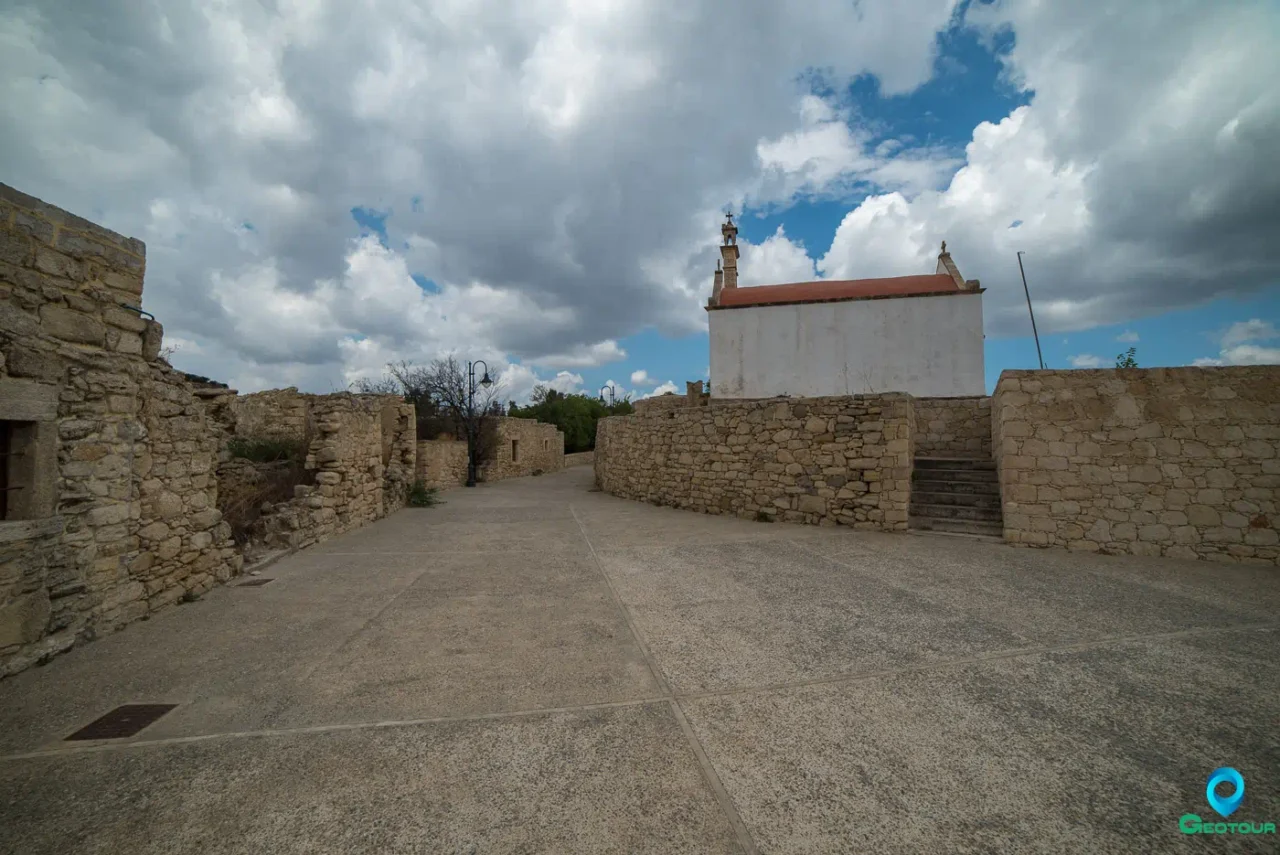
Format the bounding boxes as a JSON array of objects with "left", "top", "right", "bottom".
[
  {"left": 227, "top": 436, "right": 308, "bottom": 463},
  {"left": 407, "top": 481, "right": 442, "bottom": 507}
]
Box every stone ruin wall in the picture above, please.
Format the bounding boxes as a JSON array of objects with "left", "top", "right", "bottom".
[
  {"left": 256, "top": 395, "right": 414, "bottom": 550},
  {"left": 416, "top": 440, "right": 468, "bottom": 491},
  {"left": 484, "top": 417, "right": 564, "bottom": 480},
  {"left": 416, "top": 417, "right": 565, "bottom": 490},
  {"left": 0, "top": 183, "right": 238, "bottom": 675},
  {"left": 564, "top": 451, "right": 595, "bottom": 467},
  {"left": 993, "top": 367, "right": 1280, "bottom": 564},
  {"left": 229, "top": 387, "right": 312, "bottom": 442},
  {"left": 913, "top": 396, "right": 992, "bottom": 458},
  {"left": 0, "top": 184, "right": 416, "bottom": 677},
  {"left": 595, "top": 394, "right": 914, "bottom": 529}
]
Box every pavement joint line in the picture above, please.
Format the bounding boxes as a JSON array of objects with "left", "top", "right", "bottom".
[
  {"left": 674, "top": 620, "right": 1280, "bottom": 703},
  {"left": 670, "top": 699, "right": 762, "bottom": 855},
  {"left": 292, "top": 560, "right": 444, "bottom": 683},
  {"left": 571, "top": 503, "right": 759, "bottom": 855},
  {"left": 569, "top": 504, "right": 672, "bottom": 697},
  {"left": 313, "top": 549, "right": 592, "bottom": 556},
  {"left": 0, "top": 697, "right": 672, "bottom": 763},
  {"left": 4, "top": 622, "right": 1272, "bottom": 764}
]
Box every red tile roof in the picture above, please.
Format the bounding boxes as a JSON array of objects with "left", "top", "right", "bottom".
[{"left": 713, "top": 273, "right": 964, "bottom": 310}]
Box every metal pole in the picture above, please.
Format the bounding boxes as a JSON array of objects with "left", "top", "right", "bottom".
[
  {"left": 1016, "top": 251, "right": 1045, "bottom": 370},
  {"left": 466, "top": 361, "right": 477, "bottom": 487}
]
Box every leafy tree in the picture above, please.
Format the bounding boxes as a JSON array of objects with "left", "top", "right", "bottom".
[
  {"left": 1115, "top": 347, "right": 1139, "bottom": 368},
  {"left": 508, "top": 387, "right": 633, "bottom": 453}
]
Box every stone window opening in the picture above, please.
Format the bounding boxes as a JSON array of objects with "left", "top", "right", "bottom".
[
  {"left": 543, "top": 439, "right": 548, "bottom": 452},
  {"left": 0, "top": 380, "right": 60, "bottom": 524},
  {"left": 511, "top": 439, "right": 519, "bottom": 462},
  {"left": 0, "top": 420, "right": 40, "bottom": 521},
  {"left": 0, "top": 420, "right": 17, "bottom": 519}
]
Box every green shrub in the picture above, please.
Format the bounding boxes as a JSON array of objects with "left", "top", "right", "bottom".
[
  {"left": 407, "top": 481, "right": 441, "bottom": 507},
  {"left": 227, "top": 436, "right": 308, "bottom": 463}
]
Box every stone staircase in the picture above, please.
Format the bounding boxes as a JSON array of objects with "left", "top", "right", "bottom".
[{"left": 909, "top": 457, "right": 1004, "bottom": 539}]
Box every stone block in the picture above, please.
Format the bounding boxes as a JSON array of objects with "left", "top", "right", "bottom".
[
  {"left": 0, "top": 589, "right": 52, "bottom": 647},
  {"left": 797, "top": 494, "right": 826, "bottom": 514},
  {"left": 38, "top": 303, "right": 103, "bottom": 345}
]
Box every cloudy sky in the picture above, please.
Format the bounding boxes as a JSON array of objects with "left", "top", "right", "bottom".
[{"left": 3, "top": 0, "right": 1277, "bottom": 401}]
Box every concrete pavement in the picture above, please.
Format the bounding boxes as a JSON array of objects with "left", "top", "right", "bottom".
[{"left": 1, "top": 466, "right": 1277, "bottom": 853}]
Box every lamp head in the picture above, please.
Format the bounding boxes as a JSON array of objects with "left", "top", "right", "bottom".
[{"left": 479, "top": 371, "right": 493, "bottom": 387}]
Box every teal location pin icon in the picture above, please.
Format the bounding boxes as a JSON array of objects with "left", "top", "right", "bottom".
[{"left": 1206, "top": 767, "right": 1244, "bottom": 818}]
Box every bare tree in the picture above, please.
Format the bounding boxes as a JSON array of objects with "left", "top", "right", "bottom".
[
  {"left": 356, "top": 358, "right": 506, "bottom": 483},
  {"left": 405, "top": 357, "right": 503, "bottom": 426},
  {"left": 350, "top": 374, "right": 402, "bottom": 395}
]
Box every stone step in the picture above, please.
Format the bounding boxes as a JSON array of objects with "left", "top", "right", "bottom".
[
  {"left": 913, "top": 457, "right": 996, "bottom": 471},
  {"left": 911, "top": 467, "right": 998, "bottom": 484},
  {"left": 909, "top": 515, "right": 1005, "bottom": 538},
  {"left": 912, "top": 476, "right": 1001, "bottom": 495},
  {"left": 910, "top": 490, "right": 1002, "bottom": 509},
  {"left": 909, "top": 502, "right": 1004, "bottom": 523},
  {"left": 906, "top": 527, "right": 1005, "bottom": 544}
]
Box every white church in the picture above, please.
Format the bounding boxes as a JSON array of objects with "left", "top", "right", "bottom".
[{"left": 706, "top": 214, "right": 986, "bottom": 399}]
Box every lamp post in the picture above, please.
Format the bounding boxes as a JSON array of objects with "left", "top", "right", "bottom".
[
  {"left": 598, "top": 384, "right": 615, "bottom": 405},
  {"left": 465, "top": 360, "right": 494, "bottom": 487}
]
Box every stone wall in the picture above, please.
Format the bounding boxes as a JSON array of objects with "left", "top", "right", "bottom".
[
  {"left": 378, "top": 398, "right": 417, "bottom": 514},
  {"left": 993, "top": 367, "right": 1280, "bottom": 563},
  {"left": 633, "top": 394, "right": 688, "bottom": 415},
  {"left": 416, "top": 440, "right": 469, "bottom": 490},
  {"left": 256, "top": 394, "right": 413, "bottom": 551},
  {"left": 231, "top": 387, "right": 312, "bottom": 441},
  {"left": 133, "top": 364, "right": 242, "bottom": 613},
  {"left": 416, "top": 417, "right": 564, "bottom": 490},
  {"left": 595, "top": 395, "right": 914, "bottom": 529},
  {"left": 565, "top": 451, "right": 594, "bottom": 467},
  {"left": 0, "top": 184, "right": 419, "bottom": 678},
  {"left": 485, "top": 418, "right": 564, "bottom": 480},
  {"left": 913, "top": 396, "right": 992, "bottom": 458},
  {"left": 0, "top": 183, "right": 238, "bottom": 676}
]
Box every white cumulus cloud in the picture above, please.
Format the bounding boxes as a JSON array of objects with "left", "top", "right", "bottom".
[{"left": 1068, "top": 354, "right": 1105, "bottom": 369}]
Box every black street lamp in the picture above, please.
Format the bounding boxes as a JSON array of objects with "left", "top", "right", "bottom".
[
  {"left": 465, "top": 360, "right": 494, "bottom": 487},
  {"left": 598, "top": 384, "right": 615, "bottom": 405}
]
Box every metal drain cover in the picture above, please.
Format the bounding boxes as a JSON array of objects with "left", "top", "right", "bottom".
[
  {"left": 235, "top": 578, "right": 274, "bottom": 587},
  {"left": 65, "top": 704, "right": 178, "bottom": 741}
]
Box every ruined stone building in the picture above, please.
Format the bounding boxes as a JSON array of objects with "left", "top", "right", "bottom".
[
  {"left": 706, "top": 214, "right": 985, "bottom": 398},
  {"left": 0, "top": 184, "right": 418, "bottom": 677},
  {"left": 0, "top": 181, "right": 579, "bottom": 677}
]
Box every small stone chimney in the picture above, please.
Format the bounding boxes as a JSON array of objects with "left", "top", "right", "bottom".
[
  {"left": 719, "top": 212, "right": 739, "bottom": 291},
  {"left": 711, "top": 259, "right": 724, "bottom": 305}
]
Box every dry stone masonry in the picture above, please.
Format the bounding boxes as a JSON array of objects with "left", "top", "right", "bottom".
[
  {"left": 993, "top": 367, "right": 1280, "bottom": 563},
  {"left": 257, "top": 395, "right": 415, "bottom": 550},
  {"left": 0, "top": 184, "right": 418, "bottom": 677},
  {"left": 415, "top": 417, "right": 565, "bottom": 490},
  {"left": 0, "top": 183, "right": 241, "bottom": 675},
  {"left": 913, "top": 396, "right": 992, "bottom": 458},
  {"left": 483, "top": 417, "right": 564, "bottom": 480},
  {"left": 595, "top": 394, "right": 914, "bottom": 529},
  {"left": 416, "top": 440, "right": 469, "bottom": 490}
]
